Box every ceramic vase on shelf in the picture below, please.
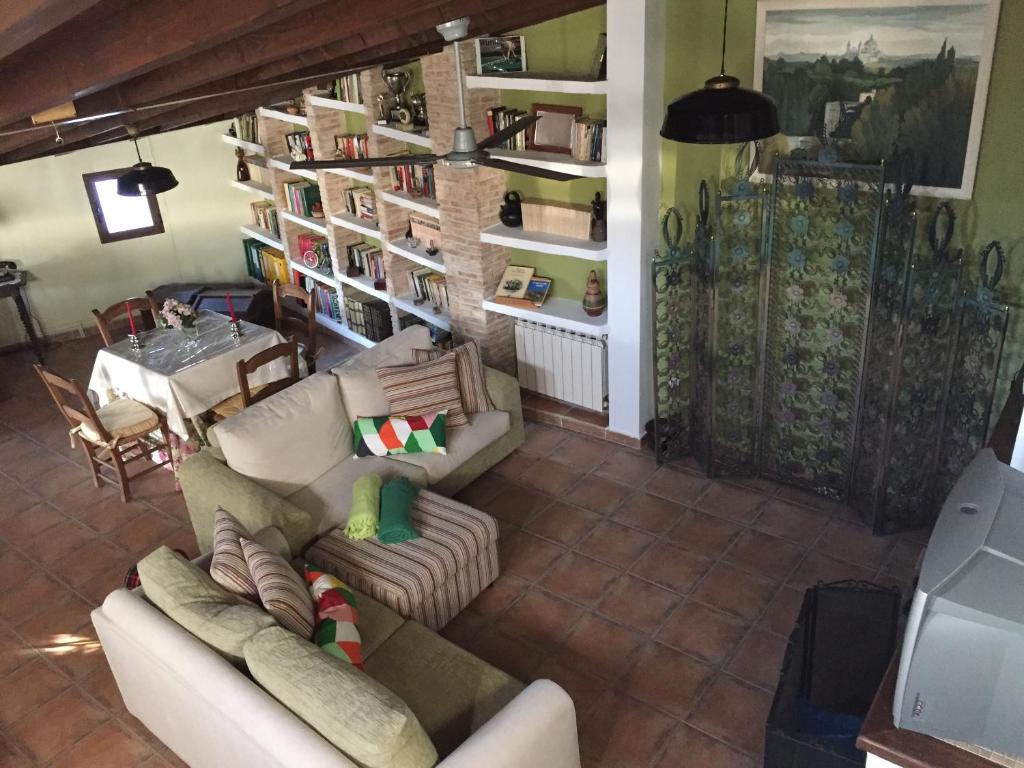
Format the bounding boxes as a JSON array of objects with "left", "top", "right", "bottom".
[
  {"left": 582, "top": 270, "right": 606, "bottom": 317},
  {"left": 499, "top": 191, "right": 523, "bottom": 228},
  {"left": 590, "top": 192, "right": 607, "bottom": 242}
]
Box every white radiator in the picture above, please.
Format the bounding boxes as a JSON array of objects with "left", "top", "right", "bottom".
[{"left": 514, "top": 319, "right": 608, "bottom": 411}]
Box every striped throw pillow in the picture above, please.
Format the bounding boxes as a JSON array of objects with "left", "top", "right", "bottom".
[
  {"left": 241, "top": 537, "right": 314, "bottom": 639},
  {"left": 411, "top": 340, "right": 494, "bottom": 414},
  {"left": 209, "top": 508, "right": 258, "bottom": 600},
  {"left": 377, "top": 351, "right": 468, "bottom": 427}
]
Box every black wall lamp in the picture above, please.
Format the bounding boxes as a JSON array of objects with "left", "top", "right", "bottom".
[{"left": 117, "top": 128, "right": 178, "bottom": 196}]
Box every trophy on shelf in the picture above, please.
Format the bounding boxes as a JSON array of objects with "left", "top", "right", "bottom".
[
  {"left": 409, "top": 93, "right": 428, "bottom": 129},
  {"left": 377, "top": 69, "right": 411, "bottom": 127}
]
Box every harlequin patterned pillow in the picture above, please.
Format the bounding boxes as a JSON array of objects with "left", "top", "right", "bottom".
[
  {"left": 305, "top": 566, "right": 363, "bottom": 668},
  {"left": 353, "top": 411, "right": 447, "bottom": 457}
]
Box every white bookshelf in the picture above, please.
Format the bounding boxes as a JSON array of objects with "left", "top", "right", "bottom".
[
  {"left": 257, "top": 107, "right": 309, "bottom": 127},
  {"left": 465, "top": 74, "right": 608, "bottom": 94},
  {"left": 371, "top": 123, "right": 432, "bottom": 149},
  {"left": 325, "top": 167, "right": 376, "bottom": 184},
  {"left": 329, "top": 212, "right": 381, "bottom": 240},
  {"left": 335, "top": 321, "right": 376, "bottom": 348},
  {"left": 338, "top": 272, "right": 389, "bottom": 302},
  {"left": 386, "top": 239, "right": 446, "bottom": 273},
  {"left": 480, "top": 223, "right": 608, "bottom": 261},
  {"left": 393, "top": 295, "right": 452, "bottom": 331},
  {"left": 221, "top": 134, "right": 265, "bottom": 155},
  {"left": 290, "top": 260, "right": 340, "bottom": 288},
  {"left": 239, "top": 224, "right": 282, "bottom": 250},
  {"left": 482, "top": 296, "right": 607, "bottom": 336},
  {"left": 485, "top": 148, "right": 606, "bottom": 178},
  {"left": 280, "top": 210, "right": 329, "bottom": 236},
  {"left": 307, "top": 95, "right": 367, "bottom": 114},
  {"left": 230, "top": 179, "right": 274, "bottom": 200},
  {"left": 268, "top": 156, "right": 317, "bottom": 181},
  {"left": 380, "top": 190, "right": 440, "bottom": 218}
]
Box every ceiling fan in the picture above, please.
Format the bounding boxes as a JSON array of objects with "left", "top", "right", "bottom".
[{"left": 289, "top": 17, "right": 583, "bottom": 182}]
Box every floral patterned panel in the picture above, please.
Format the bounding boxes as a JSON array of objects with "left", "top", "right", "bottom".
[
  {"left": 759, "top": 159, "right": 887, "bottom": 499},
  {"left": 690, "top": 186, "right": 714, "bottom": 469}
]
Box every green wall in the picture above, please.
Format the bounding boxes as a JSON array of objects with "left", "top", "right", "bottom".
[{"left": 661, "top": 0, "right": 1024, "bottom": 405}]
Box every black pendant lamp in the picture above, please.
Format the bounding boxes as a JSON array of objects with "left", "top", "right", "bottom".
[
  {"left": 661, "top": 0, "right": 779, "bottom": 144},
  {"left": 117, "top": 131, "right": 178, "bottom": 196}
]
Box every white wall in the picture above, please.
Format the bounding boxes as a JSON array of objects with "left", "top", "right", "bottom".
[{"left": 0, "top": 122, "right": 252, "bottom": 346}]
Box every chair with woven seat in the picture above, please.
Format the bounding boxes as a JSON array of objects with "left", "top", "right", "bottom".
[
  {"left": 272, "top": 279, "right": 318, "bottom": 374},
  {"left": 209, "top": 341, "right": 300, "bottom": 420},
  {"left": 34, "top": 364, "right": 172, "bottom": 503},
  {"left": 92, "top": 294, "right": 161, "bottom": 347}
]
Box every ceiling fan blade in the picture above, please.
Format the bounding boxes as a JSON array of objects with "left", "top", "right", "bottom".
[
  {"left": 477, "top": 114, "right": 540, "bottom": 150},
  {"left": 290, "top": 155, "right": 438, "bottom": 171},
  {"left": 477, "top": 156, "right": 584, "bottom": 182}
]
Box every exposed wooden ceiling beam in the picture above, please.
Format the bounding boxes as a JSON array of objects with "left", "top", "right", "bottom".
[
  {"left": 0, "top": 0, "right": 105, "bottom": 61},
  {"left": 0, "top": 0, "right": 326, "bottom": 126}
]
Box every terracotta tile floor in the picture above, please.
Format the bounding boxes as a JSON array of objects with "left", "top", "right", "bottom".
[{"left": 0, "top": 337, "right": 924, "bottom": 768}]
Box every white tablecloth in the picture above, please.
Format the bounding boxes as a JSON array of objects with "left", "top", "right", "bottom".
[{"left": 88, "top": 311, "right": 297, "bottom": 437}]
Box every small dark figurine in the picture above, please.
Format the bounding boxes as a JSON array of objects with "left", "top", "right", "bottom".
[
  {"left": 425, "top": 240, "right": 440, "bottom": 257},
  {"left": 235, "top": 148, "right": 250, "bottom": 182},
  {"left": 499, "top": 191, "right": 523, "bottom": 228},
  {"left": 590, "top": 191, "right": 607, "bottom": 242},
  {"left": 311, "top": 201, "right": 324, "bottom": 219}
]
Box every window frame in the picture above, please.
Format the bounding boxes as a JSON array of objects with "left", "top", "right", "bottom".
[{"left": 82, "top": 169, "right": 165, "bottom": 244}]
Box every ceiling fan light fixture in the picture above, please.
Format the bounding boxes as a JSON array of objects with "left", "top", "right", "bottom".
[
  {"left": 117, "top": 134, "right": 178, "bottom": 196},
  {"left": 436, "top": 17, "right": 470, "bottom": 42}
]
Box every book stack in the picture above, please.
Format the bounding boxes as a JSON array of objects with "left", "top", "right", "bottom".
[
  {"left": 283, "top": 181, "right": 322, "bottom": 217},
  {"left": 485, "top": 106, "right": 527, "bottom": 151},
  {"left": 492, "top": 265, "right": 551, "bottom": 308},
  {"left": 335, "top": 133, "right": 369, "bottom": 160},
  {"left": 571, "top": 117, "right": 606, "bottom": 162},
  {"left": 345, "top": 187, "right": 377, "bottom": 221},
  {"left": 242, "top": 238, "right": 288, "bottom": 285},
  {"left": 285, "top": 130, "right": 313, "bottom": 161},
  {"left": 232, "top": 113, "right": 259, "bottom": 143},
  {"left": 314, "top": 282, "right": 343, "bottom": 322},
  {"left": 297, "top": 233, "right": 331, "bottom": 275},
  {"left": 346, "top": 242, "right": 385, "bottom": 282},
  {"left": 343, "top": 286, "right": 393, "bottom": 342},
  {"left": 408, "top": 268, "right": 449, "bottom": 310},
  {"left": 334, "top": 74, "right": 361, "bottom": 103},
  {"left": 388, "top": 163, "right": 436, "bottom": 200},
  {"left": 250, "top": 201, "right": 279, "bottom": 237}
]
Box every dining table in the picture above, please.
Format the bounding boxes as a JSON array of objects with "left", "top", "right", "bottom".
[{"left": 88, "top": 309, "right": 300, "bottom": 441}]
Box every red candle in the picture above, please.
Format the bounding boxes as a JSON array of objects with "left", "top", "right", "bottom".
[
  {"left": 126, "top": 302, "right": 136, "bottom": 335},
  {"left": 226, "top": 291, "right": 237, "bottom": 323}
]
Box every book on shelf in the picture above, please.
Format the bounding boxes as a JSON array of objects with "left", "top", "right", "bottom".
[
  {"left": 242, "top": 238, "right": 288, "bottom": 285},
  {"left": 398, "top": 312, "right": 452, "bottom": 347},
  {"left": 388, "top": 163, "right": 435, "bottom": 200},
  {"left": 343, "top": 285, "right": 393, "bottom": 342},
  {"left": 231, "top": 112, "right": 259, "bottom": 143},
  {"left": 294, "top": 277, "right": 343, "bottom": 322},
  {"left": 492, "top": 264, "right": 551, "bottom": 308},
  {"left": 250, "top": 200, "right": 279, "bottom": 237},
  {"left": 408, "top": 267, "right": 449, "bottom": 310},
  {"left": 297, "top": 233, "right": 331, "bottom": 275},
  {"left": 285, "top": 130, "right": 314, "bottom": 161},
  {"left": 344, "top": 186, "right": 377, "bottom": 222},
  {"left": 283, "top": 181, "right": 322, "bottom": 218},
  {"left": 335, "top": 133, "right": 369, "bottom": 160},
  {"left": 571, "top": 117, "right": 606, "bottom": 162},
  {"left": 334, "top": 74, "right": 361, "bottom": 103},
  {"left": 346, "top": 242, "right": 385, "bottom": 281},
  {"left": 485, "top": 106, "right": 528, "bottom": 151}
]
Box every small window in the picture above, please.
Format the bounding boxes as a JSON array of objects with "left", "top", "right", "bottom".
[{"left": 83, "top": 169, "right": 165, "bottom": 244}]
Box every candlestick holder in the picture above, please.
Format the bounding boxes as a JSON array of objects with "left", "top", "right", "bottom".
[
  {"left": 230, "top": 321, "right": 241, "bottom": 342},
  {"left": 128, "top": 333, "right": 141, "bottom": 353}
]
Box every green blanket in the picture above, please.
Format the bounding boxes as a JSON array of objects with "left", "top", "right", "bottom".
[
  {"left": 378, "top": 477, "right": 420, "bottom": 544},
  {"left": 345, "top": 474, "right": 382, "bottom": 540}
]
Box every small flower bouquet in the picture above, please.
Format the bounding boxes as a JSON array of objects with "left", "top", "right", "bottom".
[{"left": 160, "top": 298, "right": 196, "bottom": 330}]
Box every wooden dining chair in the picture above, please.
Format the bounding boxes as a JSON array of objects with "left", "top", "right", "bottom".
[
  {"left": 209, "top": 341, "right": 301, "bottom": 420},
  {"left": 34, "top": 364, "right": 172, "bottom": 503},
  {"left": 92, "top": 294, "right": 161, "bottom": 347},
  {"left": 272, "top": 279, "right": 318, "bottom": 374}
]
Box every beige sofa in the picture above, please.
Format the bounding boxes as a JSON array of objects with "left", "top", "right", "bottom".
[{"left": 179, "top": 326, "right": 524, "bottom": 555}]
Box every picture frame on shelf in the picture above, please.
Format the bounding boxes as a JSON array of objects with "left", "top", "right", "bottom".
[
  {"left": 475, "top": 36, "right": 527, "bottom": 74},
  {"left": 530, "top": 103, "right": 583, "bottom": 155}
]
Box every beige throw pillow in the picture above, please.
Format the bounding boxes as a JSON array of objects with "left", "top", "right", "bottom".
[
  {"left": 241, "top": 537, "right": 314, "bottom": 639},
  {"left": 411, "top": 340, "right": 494, "bottom": 414},
  {"left": 377, "top": 351, "right": 468, "bottom": 427},
  {"left": 209, "top": 509, "right": 258, "bottom": 600}
]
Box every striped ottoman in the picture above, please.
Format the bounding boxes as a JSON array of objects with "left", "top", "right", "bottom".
[{"left": 304, "top": 490, "right": 499, "bottom": 630}]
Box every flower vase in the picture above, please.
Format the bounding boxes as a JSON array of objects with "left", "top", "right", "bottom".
[
  {"left": 582, "top": 270, "right": 606, "bottom": 317},
  {"left": 180, "top": 324, "right": 200, "bottom": 348}
]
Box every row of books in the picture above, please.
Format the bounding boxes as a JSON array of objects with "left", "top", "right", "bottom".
[
  {"left": 250, "top": 201, "right": 279, "bottom": 237},
  {"left": 388, "top": 163, "right": 436, "bottom": 200},
  {"left": 283, "top": 181, "right": 322, "bottom": 218},
  {"left": 344, "top": 286, "right": 393, "bottom": 342},
  {"left": 571, "top": 117, "right": 607, "bottom": 163},
  {"left": 408, "top": 268, "right": 449, "bottom": 310},
  {"left": 485, "top": 107, "right": 527, "bottom": 151},
  {"left": 242, "top": 239, "right": 288, "bottom": 285},
  {"left": 345, "top": 187, "right": 377, "bottom": 221},
  {"left": 333, "top": 74, "right": 362, "bottom": 104},
  {"left": 347, "top": 242, "right": 385, "bottom": 281},
  {"left": 297, "top": 233, "right": 331, "bottom": 275},
  {"left": 232, "top": 113, "right": 259, "bottom": 144},
  {"left": 285, "top": 130, "right": 314, "bottom": 162},
  {"left": 335, "top": 133, "right": 369, "bottom": 160}
]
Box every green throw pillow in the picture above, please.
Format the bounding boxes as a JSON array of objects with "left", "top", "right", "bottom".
[{"left": 353, "top": 411, "right": 447, "bottom": 457}]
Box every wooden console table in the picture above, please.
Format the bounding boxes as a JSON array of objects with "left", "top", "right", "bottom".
[{"left": 0, "top": 271, "right": 43, "bottom": 364}]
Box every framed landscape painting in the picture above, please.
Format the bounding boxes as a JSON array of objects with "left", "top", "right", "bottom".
[{"left": 754, "top": 0, "right": 1002, "bottom": 198}]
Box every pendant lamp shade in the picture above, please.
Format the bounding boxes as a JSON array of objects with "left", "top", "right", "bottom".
[
  {"left": 661, "top": 0, "right": 780, "bottom": 145},
  {"left": 117, "top": 136, "right": 178, "bottom": 196}
]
